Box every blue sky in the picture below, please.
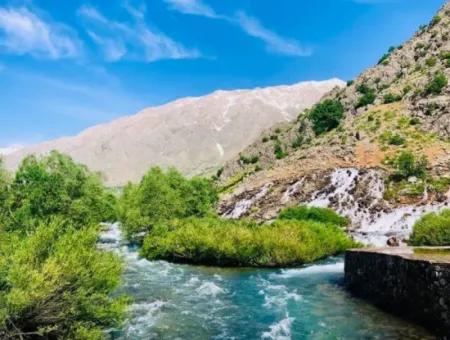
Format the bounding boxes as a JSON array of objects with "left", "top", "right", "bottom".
[{"left": 0, "top": 0, "right": 445, "bottom": 147}]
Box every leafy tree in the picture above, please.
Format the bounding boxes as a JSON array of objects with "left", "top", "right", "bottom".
[
  {"left": 308, "top": 99, "right": 345, "bottom": 135},
  {"left": 2, "top": 151, "right": 117, "bottom": 233},
  {"left": 118, "top": 167, "right": 218, "bottom": 238}
]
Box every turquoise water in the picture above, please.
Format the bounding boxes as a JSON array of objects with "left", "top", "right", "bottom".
[{"left": 100, "top": 225, "right": 435, "bottom": 340}]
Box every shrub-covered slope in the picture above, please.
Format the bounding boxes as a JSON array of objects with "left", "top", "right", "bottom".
[{"left": 218, "top": 3, "right": 450, "bottom": 245}]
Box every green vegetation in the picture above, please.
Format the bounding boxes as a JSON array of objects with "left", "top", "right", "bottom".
[
  {"left": 355, "top": 84, "right": 376, "bottom": 108},
  {"left": 140, "top": 216, "right": 356, "bottom": 267},
  {"left": 240, "top": 154, "right": 259, "bottom": 165},
  {"left": 409, "top": 209, "right": 450, "bottom": 246},
  {"left": 378, "top": 46, "right": 396, "bottom": 65},
  {"left": 118, "top": 167, "right": 218, "bottom": 238},
  {"left": 278, "top": 206, "right": 349, "bottom": 227},
  {"left": 379, "top": 131, "right": 406, "bottom": 146},
  {"left": 274, "top": 142, "right": 287, "bottom": 159},
  {"left": 425, "top": 57, "right": 437, "bottom": 67},
  {"left": 390, "top": 151, "right": 428, "bottom": 181},
  {"left": 430, "top": 15, "right": 442, "bottom": 27},
  {"left": 425, "top": 72, "right": 448, "bottom": 95},
  {"left": 0, "top": 152, "right": 125, "bottom": 339},
  {"left": 383, "top": 92, "right": 402, "bottom": 104},
  {"left": 308, "top": 99, "right": 345, "bottom": 135}
]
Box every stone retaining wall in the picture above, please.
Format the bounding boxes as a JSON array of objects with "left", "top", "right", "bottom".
[{"left": 345, "top": 248, "right": 450, "bottom": 336}]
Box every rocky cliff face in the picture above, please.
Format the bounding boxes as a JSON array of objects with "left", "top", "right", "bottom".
[
  {"left": 3, "top": 79, "right": 343, "bottom": 186},
  {"left": 219, "top": 3, "right": 450, "bottom": 246}
]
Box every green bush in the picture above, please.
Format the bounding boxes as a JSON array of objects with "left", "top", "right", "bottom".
[
  {"left": 141, "top": 217, "right": 356, "bottom": 267},
  {"left": 391, "top": 152, "right": 428, "bottom": 181},
  {"left": 355, "top": 84, "right": 376, "bottom": 108},
  {"left": 278, "top": 206, "right": 349, "bottom": 227},
  {"left": 240, "top": 154, "right": 259, "bottom": 165},
  {"left": 118, "top": 167, "right": 218, "bottom": 238},
  {"left": 308, "top": 99, "right": 345, "bottom": 135},
  {"left": 388, "top": 133, "right": 406, "bottom": 145},
  {"left": 383, "top": 93, "right": 402, "bottom": 104},
  {"left": 425, "top": 72, "right": 448, "bottom": 95},
  {"left": 274, "top": 143, "right": 287, "bottom": 159},
  {"left": 409, "top": 209, "right": 450, "bottom": 246},
  {"left": 425, "top": 57, "right": 437, "bottom": 67}
]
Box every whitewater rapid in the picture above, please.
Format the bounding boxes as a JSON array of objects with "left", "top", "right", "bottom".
[{"left": 98, "top": 224, "right": 433, "bottom": 339}]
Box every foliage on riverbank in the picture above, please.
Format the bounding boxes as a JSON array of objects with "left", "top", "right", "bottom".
[
  {"left": 278, "top": 206, "right": 349, "bottom": 227},
  {"left": 409, "top": 209, "right": 450, "bottom": 246},
  {"left": 118, "top": 167, "right": 218, "bottom": 239},
  {"left": 140, "top": 214, "right": 356, "bottom": 267},
  {"left": 0, "top": 152, "right": 126, "bottom": 339}
]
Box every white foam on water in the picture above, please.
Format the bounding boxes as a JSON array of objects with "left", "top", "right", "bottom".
[
  {"left": 261, "top": 316, "right": 294, "bottom": 340},
  {"left": 257, "top": 279, "right": 302, "bottom": 310},
  {"left": 273, "top": 262, "right": 344, "bottom": 279},
  {"left": 196, "top": 281, "right": 225, "bottom": 297}
]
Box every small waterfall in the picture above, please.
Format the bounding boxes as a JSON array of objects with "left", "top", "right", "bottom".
[
  {"left": 224, "top": 184, "right": 271, "bottom": 219},
  {"left": 306, "top": 168, "right": 450, "bottom": 246}
]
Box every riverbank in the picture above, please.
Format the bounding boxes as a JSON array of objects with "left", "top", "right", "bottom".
[
  {"left": 100, "top": 224, "right": 434, "bottom": 339},
  {"left": 345, "top": 247, "right": 450, "bottom": 336}
]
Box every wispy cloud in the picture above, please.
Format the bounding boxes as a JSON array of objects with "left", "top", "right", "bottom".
[
  {"left": 0, "top": 6, "right": 82, "bottom": 59},
  {"left": 78, "top": 4, "right": 201, "bottom": 62},
  {"left": 234, "top": 11, "right": 311, "bottom": 57},
  {"left": 164, "top": 0, "right": 311, "bottom": 57},
  {"left": 164, "top": 0, "right": 219, "bottom": 18}
]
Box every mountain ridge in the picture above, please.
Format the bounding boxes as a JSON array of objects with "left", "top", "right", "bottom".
[{"left": 3, "top": 78, "right": 344, "bottom": 186}]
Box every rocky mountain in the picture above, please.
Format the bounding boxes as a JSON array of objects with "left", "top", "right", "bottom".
[
  {"left": 3, "top": 79, "right": 343, "bottom": 186},
  {"left": 219, "top": 3, "right": 450, "bottom": 246}
]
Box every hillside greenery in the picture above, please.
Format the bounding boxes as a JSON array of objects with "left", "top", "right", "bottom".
[
  {"left": 0, "top": 152, "right": 126, "bottom": 339},
  {"left": 308, "top": 99, "right": 345, "bottom": 135},
  {"left": 409, "top": 209, "right": 450, "bottom": 246}
]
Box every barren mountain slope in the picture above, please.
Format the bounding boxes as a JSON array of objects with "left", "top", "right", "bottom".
[
  {"left": 3, "top": 79, "right": 343, "bottom": 186},
  {"left": 219, "top": 2, "right": 450, "bottom": 246}
]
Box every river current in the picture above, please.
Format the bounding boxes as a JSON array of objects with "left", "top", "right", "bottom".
[{"left": 99, "top": 224, "right": 435, "bottom": 340}]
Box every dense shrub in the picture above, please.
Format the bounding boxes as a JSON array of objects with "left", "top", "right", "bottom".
[
  {"left": 425, "top": 72, "right": 448, "bottom": 95},
  {"left": 355, "top": 84, "right": 376, "bottom": 108},
  {"left": 388, "top": 133, "right": 406, "bottom": 145},
  {"left": 274, "top": 142, "right": 287, "bottom": 159},
  {"left": 118, "top": 167, "right": 218, "bottom": 238},
  {"left": 0, "top": 154, "right": 126, "bottom": 339},
  {"left": 409, "top": 209, "right": 450, "bottom": 246},
  {"left": 141, "top": 217, "right": 356, "bottom": 267},
  {"left": 240, "top": 154, "right": 259, "bottom": 164},
  {"left": 383, "top": 93, "right": 402, "bottom": 104},
  {"left": 1, "top": 151, "right": 117, "bottom": 233},
  {"left": 391, "top": 152, "right": 428, "bottom": 181},
  {"left": 278, "top": 206, "right": 349, "bottom": 227},
  {"left": 308, "top": 99, "right": 345, "bottom": 135}
]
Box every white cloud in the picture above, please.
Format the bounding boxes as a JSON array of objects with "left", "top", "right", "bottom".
[
  {"left": 164, "top": 0, "right": 311, "bottom": 57},
  {"left": 164, "top": 0, "right": 219, "bottom": 18},
  {"left": 78, "top": 4, "right": 200, "bottom": 62},
  {"left": 234, "top": 11, "right": 311, "bottom": 57},
  {"left": 0, "top": 7, "right": 81, "bottom": 59}
]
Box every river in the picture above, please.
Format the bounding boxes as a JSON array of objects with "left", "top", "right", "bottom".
[{"left": 99, "top": 224, "right": 435, "bottom": 339}]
